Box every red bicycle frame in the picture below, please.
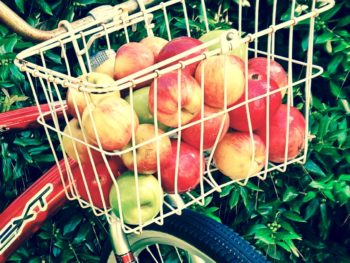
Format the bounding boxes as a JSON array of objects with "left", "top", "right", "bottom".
[{"left": 0, "top": 104, "right": 70, "bottom": 263}]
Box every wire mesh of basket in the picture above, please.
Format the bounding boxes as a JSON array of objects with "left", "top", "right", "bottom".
[{"left": 15, "top": 0, "right": 335, "bottom": 233}]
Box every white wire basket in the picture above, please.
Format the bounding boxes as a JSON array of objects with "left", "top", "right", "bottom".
[{"left": 15, "top": 0, "right": 335, "bottom": 233}]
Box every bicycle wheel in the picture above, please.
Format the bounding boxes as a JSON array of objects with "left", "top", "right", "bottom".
[{"left": 101, "top": 209, "right": 268, "bottom": 263}]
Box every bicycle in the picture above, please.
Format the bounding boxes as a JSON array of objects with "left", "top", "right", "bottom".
[{"left": 0, "top": 0, "right": 335, "bottom": 262}]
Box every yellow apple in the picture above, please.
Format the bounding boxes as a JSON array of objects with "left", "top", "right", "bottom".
[
  {"left": 66, "top": 72, "right": 120, "bottom": 118},
  {"left": 82, "top": 96, "right": 139, "bottom": 151},
  {"left": 61, "top": 118, "right": 103, "bottom": 163}
]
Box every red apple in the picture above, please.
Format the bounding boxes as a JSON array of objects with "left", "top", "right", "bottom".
[
  {"left": 255, "top": 104, "right": 306, "bottom": 163},
  {"left": 149, "top": 71, "right": 201, "bottom": 127},
  {"left": 181, "top": 105, "right": 230, "bottom": 150},
  {"left": 228, "top": 74, "right": 281, "bottom": 131},
  {"left": 248, "top": 57, "right": 288, "bottom": 97},
  {"left": 160, "top": 140, "right": 205, "bottom": 194},
  {"left": 140, "top": 36, "right": 168, "bottom": 61},
  {"left": 195, "top": 55, "right": 245, "bottom": 108},
  {"left": 73, "top": 157, "right": 125, "bottom": 208},
  {"left": 114, "top": 42, "right": 154, "bottom": 80},
  {"left": 121, "top": 124, "right": 172, "bottom": 174},
  {"left": 213, "top": 132, "right": 266, "bottom": 180},
  {"left": 157, "top": 36, "right": 207, "bottom": 76}
]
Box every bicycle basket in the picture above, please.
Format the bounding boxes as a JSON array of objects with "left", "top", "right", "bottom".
[{"left": 15, "top": 0, "right": 335, "bottom": 233}]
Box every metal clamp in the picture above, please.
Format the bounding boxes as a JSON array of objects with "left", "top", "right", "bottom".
[
  {"left": 88, "top": 5, "right": 114, "bottom": 20},
  {"left": 220, "top": 29, "right": 241, "bottom": 54}
]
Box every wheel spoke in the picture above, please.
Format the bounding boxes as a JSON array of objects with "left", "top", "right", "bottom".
[
  {"left": 155, "top": 244, "right": 164, "bottom": 263},
  {"left": 146, "top": 246, "right": 159, "bottom": 263},
  {"left": 174, "top": 247, "right": 184, "bottom": 263}
]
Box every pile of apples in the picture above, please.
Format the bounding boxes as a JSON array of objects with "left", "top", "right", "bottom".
[{"left": 62, "top": 30, "right": 306, "bottom": 225}]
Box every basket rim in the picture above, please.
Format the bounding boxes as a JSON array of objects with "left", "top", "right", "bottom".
[{"left": 14, "top": 0, "right": 334, "bottom": 93}]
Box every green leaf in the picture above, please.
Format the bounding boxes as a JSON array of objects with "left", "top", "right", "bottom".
[
  {"left": 0, "top": 35, "right": 18, "bottom": 53},
  {"left": 37, "top": 0, "right": 53, "bottom": 15},
  {"left": 204, "top": 206, "right": 219, "bottom": 214},
  {"left": 246, "top": 224, "right": 267, "bottom": 236},
  {"left": 303, "top": 191, "right": 317, "bottom": 203},
  {"left": 204, "top": 195, "right": 213, "bottom": 206},
  {"left": 309, "top": 180, "right": 332, "bottom": 190},
  {"left": 304, "top": 159, "right": 326, "bottom": 177},
  {"left": 63, "top": 214, "right": 82, "bottom": 235},
  {"left": 328, "top": 81, "right": 346, "bottom": 99},
  {"left": 220, "top": 184, "right": 234, "bottom": 197},
  {"left": 34, "top": 154, "right": 55, "bottom": 163},
  {"left": 53, "top": 246, "right": 61, "bottom": 257},
  {"left": 28, "top": 257, "right": 41, "bottom": 263},
  {"left": 284, "top": 239, "right": 300, "bottom": 257},
  {"left": 317, "top": 113, "right": 333, "bottom": 138},
  {"left": 275, "top": 231, "right": 302, "bottom": 241},
  {"left": 334, "top": 181, "right": 350, "bottom": 205},
  {"left": 37, "top": 231, "right": 52, "bottom": 240},
  {"left": 323, "top": 190, "right": 335, "bottom": 202},
  {"left": 2, "top": 157, "right": 12, "bottom": 182},
  {"left": 245, "top": 181, "right": 263, "bottom": 192},
  {"left": 28, "top": 144, "right": 51, "bottom": 155},
  {"left": 14, "top": 137, "right": 43, "bottom": 147},
  {"left": 254, "top": 228, "right": 275, "bottom": 245},
  {"left": 61, "top": 250, "right": 75, "bottom": 263},
  {"left": 327, "top": 53, "right": 344, "bottom": 74},
  {"left": 320, "top": 2, "right": 343, "bottom": 20},
  {"left": 9, "top": 64, "right": 25, "bottom": 83},
  {"left": 0, "top": 24, "right": 9, "bottom": 36},
  {"left": 240, "top": 187, "right": 249, "bottom": 208},
  {"left": 304, "top": 199, "right": 319, "bottom": 220},
  {"left": 257, "top": 203, "right": 274, "bottom": 217},
  {"left": 204, "top": 213, "right": 222, "bottom": 223},
  {"left": 72, "top": 223, "right": 91, "bottom": 244},
  {"left": 320, "top": 203, "right": 330, "bottom": 239},
  {"left": 302, "top": 36, "right": 309, "bottom": 51},
  {"left": 283, "top": 211, "right": 306, "bottom": 223},
  {"left": 339, "top": 174, "right": 350, "bottom": 181},
  {"left": 279, "top": 219, "right": 295, "bottom": 232},
  {"left": 336, "top": 15, "right": 350, "bottom": 27},
  {"left": 229, "top": 190, "right": 240, "bottom": 208},
  {"left": 45, "top": 51, "right": 62, "bottom": 64},
  {"left": 283, "top": 187, "right": 299, "bottom": 202},
  {"left": 316, "top": 31, "right": 333, "bottom": 44},
  {"left": 333, "top": 40, "right": 350, "bottom": 53},
  {"left": 277, "top": 241, "right": 292, "bottom": 252},
  {"left": 15, "top": 0, "right": 25, "bottom": 14}
]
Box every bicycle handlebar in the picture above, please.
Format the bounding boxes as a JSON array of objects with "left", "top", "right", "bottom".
[{"left": 0, "top": 0, "right": 155, "bottom": 41}]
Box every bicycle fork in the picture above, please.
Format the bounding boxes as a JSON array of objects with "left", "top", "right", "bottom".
[{"left": 109, "top": 218, "right": 136, "bottom": 263}]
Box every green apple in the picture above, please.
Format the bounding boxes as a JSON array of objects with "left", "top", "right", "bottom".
[
  {"left": 125, "top": 87, "right": 168, "bottom": 131},
  {"left": 109, "top": 171, "right": 163, "bottom": 225},
  {"left": 199, "top": 30, "right": 247, "bottom": 61}
]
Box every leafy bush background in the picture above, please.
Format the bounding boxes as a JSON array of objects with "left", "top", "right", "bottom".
[{"left": 0, "top": 0, "right": 349, "bottom": 262}]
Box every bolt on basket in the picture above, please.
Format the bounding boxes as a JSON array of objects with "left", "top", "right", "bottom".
[{"left": 15, "top": 0, "right": 335, "bottom": 233}]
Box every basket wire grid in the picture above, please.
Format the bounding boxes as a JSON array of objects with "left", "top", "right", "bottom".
[{"left": 15, "top": 0, "right": 335, "bottom": 233}]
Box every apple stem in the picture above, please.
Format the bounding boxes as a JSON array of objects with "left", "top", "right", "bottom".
[{"left": 251, "top": 74, "right": 261, "bottom": 80}]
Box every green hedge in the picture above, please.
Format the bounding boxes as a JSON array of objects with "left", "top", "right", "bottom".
[{"left": 1, "top": 0, "right": 349, "bottom": 262}]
